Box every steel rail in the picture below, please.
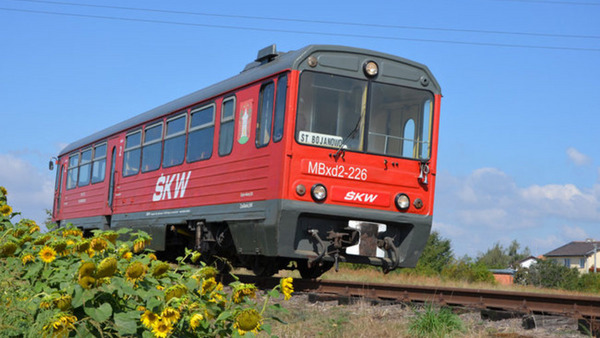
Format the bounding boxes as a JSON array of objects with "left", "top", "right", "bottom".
[{"left": 235, "top": 275, "right": 600, "bottom": 317}]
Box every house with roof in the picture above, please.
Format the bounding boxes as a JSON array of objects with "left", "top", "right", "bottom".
[
  {"left": 517, "top": 256, "right": 538, "bottom": 269},
  {"left": 544, "top": 240, "right": 600, "bottom": 273}
]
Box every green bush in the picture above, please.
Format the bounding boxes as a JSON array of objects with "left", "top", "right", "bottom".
[
  {"left": 408, "top": 304, "right": 464, "bottom": 338},
  {"left": 514, "top": 259, "right": 579, "bottom": 290},
  {"left": 441, "top": 261, "right": 496, "bottom": 284},
  {"left": 0, "top": 186, "right": 292, "bottom": 337}
]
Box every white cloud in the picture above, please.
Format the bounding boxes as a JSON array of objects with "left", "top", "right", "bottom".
[
  {"left": 561, "top": 225, "right": 588, "bottom": 241},
  {"left": 434, "top": 168, "right": 600, "bottom": 257},
  {"left": 0, "top": 154, "right": 54, "bottom": 225},
  {"left": 566, "top": 147, "right": 591, "bottom": 166}
]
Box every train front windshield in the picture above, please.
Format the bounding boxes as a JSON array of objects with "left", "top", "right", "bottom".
[{"left": 296, "top": 71, "right": 434, "bottom": 160}]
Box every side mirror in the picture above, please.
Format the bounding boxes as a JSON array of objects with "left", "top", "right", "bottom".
[{"left": 49, "top": 161, "right": 54, "bottom": 171}]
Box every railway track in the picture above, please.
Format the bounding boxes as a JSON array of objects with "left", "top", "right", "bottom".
[{"left": 232, "top": 275, "right": 600, "bottom": 318}]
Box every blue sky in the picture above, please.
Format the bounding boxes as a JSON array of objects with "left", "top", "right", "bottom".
[{"left": 1, "top": 0, "right": 598, "bottom": 258}]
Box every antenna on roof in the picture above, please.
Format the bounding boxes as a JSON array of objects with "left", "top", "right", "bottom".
[{"left": 256, "top": 44, "right": 278, "bottom": 64}]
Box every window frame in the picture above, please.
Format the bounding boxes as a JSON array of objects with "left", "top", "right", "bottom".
[
  {"left": 91, "top": 142, "right": 107, "bottom": 184},
  {"left": 123, "top": 130, "right": 142, "bottom": 177},
  {"left": 77, "top": 147, "right": 93, "bottom": 187},
  {"left": 163, "top": 112, "right": 188, "bottom": 168},
  {"left": 141, "top": 121, "right": 164, "bottom": 173},
  {"left": 187, "top": 103, "right": 215, "bottom": 163}
]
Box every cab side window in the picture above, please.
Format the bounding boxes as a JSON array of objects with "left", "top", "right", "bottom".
[
  {"left": 66, "top": 153, "right": 79, "bottom": 189},
  {"left": 219, "top": 97, "right": 236, "bottom": 156},
  {"left": 256, "top": 82, "right": 274, "bottom": 147}
]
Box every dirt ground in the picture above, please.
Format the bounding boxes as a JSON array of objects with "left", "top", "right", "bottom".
[{"left": 267, "top": 293, "right": 591, "bottom": 337}]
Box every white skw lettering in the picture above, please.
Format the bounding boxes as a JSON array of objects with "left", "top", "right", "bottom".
[
  {"left": 153, "top": 171, "right": 192, "bottom": 202},
  {"left": 344, "top": 191, "right": 379, "bottom": 203}
]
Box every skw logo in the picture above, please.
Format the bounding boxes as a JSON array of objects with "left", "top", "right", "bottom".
[
  {"left": 152, "top": 171, "right": 191, "bottom": 202},
  {"left": 344, "top": 191, "right": 378, "bottom": 203}
]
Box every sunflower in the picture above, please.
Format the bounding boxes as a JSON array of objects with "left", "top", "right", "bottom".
[
  {"left": 53, "top": 294, "right": 72, "bottom": 311},
  {"left": 197, "top": 266, "right": 218, "bottom": 279},
  {"left": 164, "top": 284, "right": 187, "bottom": 302},
  {"left": 191, "top": 251, "right": 201, "bottom": 263},
  {"left": 62, "top": 228, "right": 83, "bottom": 238},
  {"left": 101, "top": 231, "right": 119, "bottom": 244},
  {"left": 29, "top": 225, "right": 40, "bottom": 234},
  {"left": 122, "top": 251, "right": 133, "bottom": 260},
  {"left": 189, "top": 313, "right": 204, "bottom": 330},
  {"left": 280, "top": 277, "right": 294, "bottom": 300},
  {"left": 140, "top": 310, "right": 159, "bottom": 328},
  {"left": 39, "top": 246, "right": 57, "bottom": 263},
  {"left": 78, "top": 261, "right": 96, "bottom": 278},
  {"left": 199, "top": 277, "right": 217, "bottom": 295},
  {"left": 21, "top": 254, "right": 35, "bottom": 265},
  {"left": 96, "top": 257, "right": 118, "bottom": 278},
  {"left": 151, "top": 318, "right": 173, "bottom": 338},
  {"left": 151, "top": 261, "right": 170, "bottom": 277},
  {"left": 50, "top": 240, "right": 69, "bottom": 256},
  {"left": 74, "top": 240, "right": 90, "bottom": 253},
  {"left": 148, "top": 253, "right": 157, "bottom": 261},
  {"left": 232, "top": 283, "right": 257, "bottom": 303},
  {"left": 0, "top": 242, "right": 18, "bottom": 257},
  {"left": 161, "top": 307, "right": 181, "bottom": 325},
  {"left": 133, "top": 239, "right": 146, "bottom": 253},
  {"left": 125, "top": 261, "right": 147, "bottom": 284},
  {"left": 0, "top": 186, "right": 7, "bottom": 196},
  {"left": 234, "top": 308, "right": 262, "bottom": 335},
  {"left": 78, "top": 276, "right": 96, "bottom": 289},
  {"left": 0, "top": 204, "right": 12, "bottom": 217},
  {"left": 90, "top": 237, "right": 108, "bottom": 252},
  {"left": 43, "top": 313, "right": 78, "bottom": 336}
]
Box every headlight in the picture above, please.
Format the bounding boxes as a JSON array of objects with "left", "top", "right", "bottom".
[
  {"left": 395, "top": 193, "right": 410, "bottom": 211},
  {"left": 363, "top": 61, "right": 378, "bottom": 77},
  {"left": 311, "top": 184, "right": 327, "bottom": 202}
]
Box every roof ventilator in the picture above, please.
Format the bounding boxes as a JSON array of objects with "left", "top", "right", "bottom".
[{"left": 256, "top": 44, "right": 279, "bottom": 64}]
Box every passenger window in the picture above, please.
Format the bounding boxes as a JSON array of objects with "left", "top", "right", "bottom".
[
  {"left": 91, "top": 143, "right": 107, "bottom": 184},
  {"left": 78, "top": 148, "right": 92, "bottom": 186},
  {"left": 163, "top": 114, "right": 186, "bottom": 168},
  {"left": 187, "top": 104, "right": 214, "bottom": 162},
  {"left": 273, "top": 74, "right": 287, "bottom": 142},
  {"left": 123, "top": 131, "right": 141, "bottom": 176},
  {"left": 402, "top": 119, "right": 415, "bottom": 158},
  {"left": 141, "top": 123, "right": 163, "bottom": 173},
  {"left": 219, "top": 97, "right": 236, "bottom": 156},
  {"left": 67, "top": 153, "right": 79, "bottom": 189},
  {"left": 256, "top": 82, "right": 274, "bottom": 147}
]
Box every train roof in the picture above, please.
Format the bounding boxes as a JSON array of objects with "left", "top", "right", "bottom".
[{"left": 59, "top": 44, "right": 441, "bottom": 156}]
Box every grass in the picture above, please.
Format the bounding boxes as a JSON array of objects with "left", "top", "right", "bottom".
[{"left": 407, "top": 304, "right": 465, "bottom": 338}]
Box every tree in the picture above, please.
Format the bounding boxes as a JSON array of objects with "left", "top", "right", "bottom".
[
  {"left": 415, "top": 231, "right": 453, "bottom": 275},
  {"left": 477, "top": 240, "right": 531, "bottom": 269}
]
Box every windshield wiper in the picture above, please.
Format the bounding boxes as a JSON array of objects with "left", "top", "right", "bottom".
[{"left": 331, "top": 114, "right": 362, "bottom": 161}]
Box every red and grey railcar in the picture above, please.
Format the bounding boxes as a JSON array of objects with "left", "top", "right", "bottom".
[{"left": 51, "top": 45, "right": 441, "bottom": 277}]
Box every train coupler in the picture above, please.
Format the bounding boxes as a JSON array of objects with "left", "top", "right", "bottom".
[{"left": 379, "top": 237, "right": 400, "bottom": 274}]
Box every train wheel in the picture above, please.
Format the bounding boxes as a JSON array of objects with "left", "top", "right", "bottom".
[
  {"left": 297, "top": 260, "right": 333, "bottom": 279},
  {"left": 251, "top": 256, "right": 278, "bottom": 277}
]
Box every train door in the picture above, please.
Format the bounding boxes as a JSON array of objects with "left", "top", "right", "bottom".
[
  {"left": 107, "top": 147, "right": 117, "bottom": 210},
  {"left": 103, "top": 136, "right": 123, "bottom": 215},
  {"left": 52, "top": 162, "right": 65, "bottom": 219}
]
